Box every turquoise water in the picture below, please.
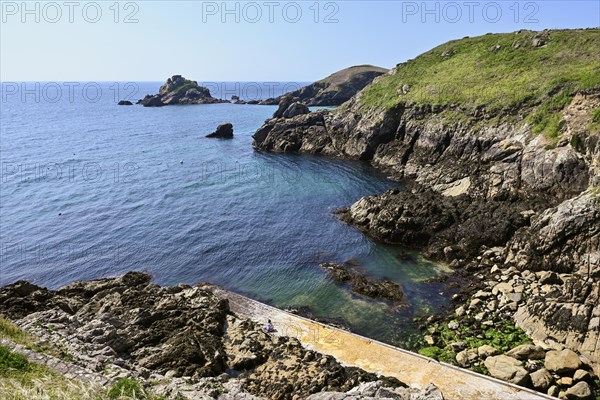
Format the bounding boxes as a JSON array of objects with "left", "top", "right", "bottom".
[{"left": 0, "top": 82, "right": 452, "bottom": 345}]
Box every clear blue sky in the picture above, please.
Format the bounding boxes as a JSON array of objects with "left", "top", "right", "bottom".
[{"left": 1, "top": 1, "right": 599, "bottom": 81}]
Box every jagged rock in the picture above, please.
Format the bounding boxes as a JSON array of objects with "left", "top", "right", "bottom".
[
  {"left": 564, "top": 381, "right": 593, "bottom": 400},
  {"left": 506, "top": 344, "right": 546, "bottom": 360},
  {"left": 282, "top": 102, "right": 310, "bottom": 118},
  {"left": 0, "top": 273, "right": 410, "bottom": 399},
  {"left": 484, "top": 355, "right": 529, "bottom": 385},
  {"left": 544, "top": 349, "right": 582, "bottom": 373},
  {"left": 530, "top": 368, "right": 553, "bottom": 391},
  {"left": 139, "top": 75, "right": 228, "bottom": 107},
  {"left": 319, "top": 263, "right": 405, "bottom": 304},
  {"left": 206, "top": 123, "right": 234, "bottom": 139},
  {"left": 306, "top": 381, "right": 443, "bottom": 400},
  {"left": 336, "top": 188, "right": 549, "bottom": 261}
]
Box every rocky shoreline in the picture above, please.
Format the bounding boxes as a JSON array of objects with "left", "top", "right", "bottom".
[
  {"left": 0, "top": 272, "right": 445, "bottom": 400},
  {"left": 251, "top": 29, "right": 600, "bottom": 398}
]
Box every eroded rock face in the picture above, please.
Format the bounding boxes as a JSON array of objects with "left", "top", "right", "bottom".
[
  {"left": 0, "top": 273, "right": 409, "bottom": 399},
  {"left": 508, "top": 190, "right": 600, "bottom": 374},
  {"left": 336, "top": 188, "right": 550, "bottom": 261},
  {"left": 253, "top": 90, "right": 598, "bottom": 200}
]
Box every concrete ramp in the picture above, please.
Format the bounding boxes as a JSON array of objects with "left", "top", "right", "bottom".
[{"left": 212, "top": 287, "right": 556, "bottom": 400}]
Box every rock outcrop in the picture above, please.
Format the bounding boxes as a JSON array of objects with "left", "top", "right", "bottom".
[
  {"left": 138, "top": 75, "right": 228, "bottom": 107},
  {"left": 206, "top": 123, "right": 234, "bottom": 139},
  {"left": 0, "top": 273, "right": 411, "bottom": 399},
  {"left": 117, "top": 100, "right": 133, "bottom": 105}
]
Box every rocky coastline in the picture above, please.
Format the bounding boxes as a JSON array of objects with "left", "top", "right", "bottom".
[
  {"left": 0, "top": 272, "right": 446, "bottom": 400},
  {"left": 252, "top": 28, "right": 600, "bottom": 398}
]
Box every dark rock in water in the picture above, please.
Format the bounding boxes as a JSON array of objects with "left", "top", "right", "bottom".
[
  {"left": 117, "top": 100, "right": 133, "bottom": 105},
  {"left": 246, "top": 100, "right": 260, "bottom": 105},
  {"left": 320, "top": 263, "right": 405, "bottom": 304},
  {"left": 139, "top": 75, "right": 229, "bottom": 107},
  {"left": 206, "top": 123, "right": 234, "bottom": 139}
]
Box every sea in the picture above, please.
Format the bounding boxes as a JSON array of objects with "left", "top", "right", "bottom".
[{"left": 0, "top": 81, "right": 453, "bottom": 346}]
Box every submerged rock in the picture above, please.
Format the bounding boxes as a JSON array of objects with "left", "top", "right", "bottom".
[{"left": 320, "top": 263, "right": 405, "bottom": 304}]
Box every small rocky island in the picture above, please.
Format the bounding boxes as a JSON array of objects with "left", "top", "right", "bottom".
[{"left": 138, "top": 75, "right": 229, "bottom": 107}]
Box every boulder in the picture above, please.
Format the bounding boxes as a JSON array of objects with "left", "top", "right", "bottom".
[
  {"left": 456, "top": 349, "right": 479, "bottom": 367},
  {"left": 117, "top": 100, "right": 133, "bottom": 105},
  {"left": 573, "top": 369, "right": 591, "bottom": 382},
  {"left": 530, "top": 368, "right": 553, "bottom": 391},
  {"left": 206, "top": 123, "right": 234, "bottom": 139},
  {"left": 506, "top": 344, "right": 546, "bottom": 360},
  {"left": 282, "top": 102, "right": 310, "bottom": 119},
  {"left": 484, "top": 355, "right": 529, "bottom": 385},
  {"left": 477, "top": 345, "right": 499, "bottom": 358},
  {"left": 564, "top": 381, "right": 593, "bottom": 400},
  {"left": 545, "top": 349, "right": 582, "bottom": 373}
]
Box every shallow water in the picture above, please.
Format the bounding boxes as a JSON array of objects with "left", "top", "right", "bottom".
[{"left": 0, "top": 82, "right": 452, "bottom": 345}]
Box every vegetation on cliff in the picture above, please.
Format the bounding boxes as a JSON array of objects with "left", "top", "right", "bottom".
[{"left": 358, "top": 29, "right": 600, "bottom": 142}]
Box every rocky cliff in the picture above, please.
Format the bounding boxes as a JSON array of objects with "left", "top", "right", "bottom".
[
  {"left": 252, "top": 28, "right": 600, "bottom": 386},
  {"left": 139, "top": 75, "right": 229, "bottom": 107},
  {"left": 0, "top": 273, "right": 448, "bottom": 400},
  {"left": 260, "top": 65, "right": 388, "bottom": 106}
]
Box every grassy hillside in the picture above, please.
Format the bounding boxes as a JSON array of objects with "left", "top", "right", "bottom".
[
  {"left": 316, "top": 65, "right": 389, "bottom": 89},
  {"left": 359, "top": 29, "right": 600, "bottom": 139}
]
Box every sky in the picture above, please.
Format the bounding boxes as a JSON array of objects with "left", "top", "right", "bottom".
[{"left": 1, "top": 1, "right": 599, "bottom": 81}]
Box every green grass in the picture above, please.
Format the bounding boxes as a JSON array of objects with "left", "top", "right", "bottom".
[
  {"left": 0, "top": 346, "right": 166, "bottom": 400},
  {"left": 0, "top": 345, "right": 30, "bottom": 374},
  {"left": 357, "top": 29, "right": 600, "bottom": 143},
  {"left": 590, "top": 107, "right": 600, "bottom": 133},
  {"left": 0, "top": 321, "right": 166, "bottom": 400},
  {"left": 0, "top": 316, "right": 73, "bottom": 362}
]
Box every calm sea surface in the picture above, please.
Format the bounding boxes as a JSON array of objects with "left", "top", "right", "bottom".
[{"left": 0, "top": 81, "right": 452, "bottom": 345}]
